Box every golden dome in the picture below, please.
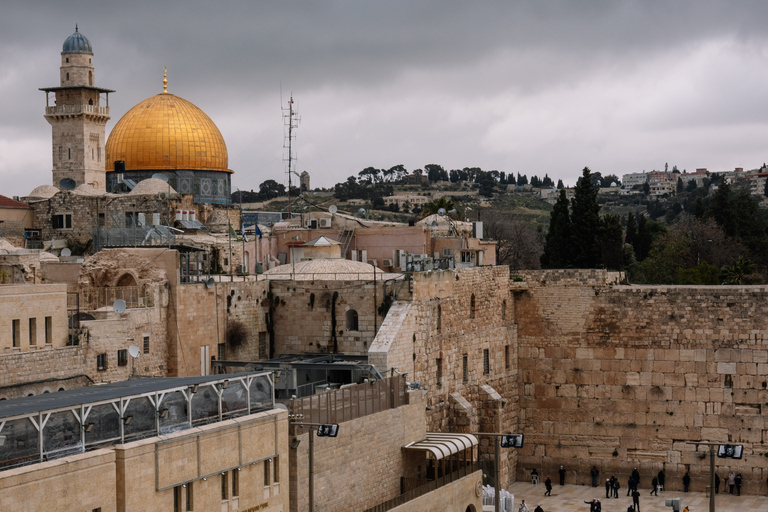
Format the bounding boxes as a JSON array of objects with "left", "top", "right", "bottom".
[{"left": 105, "top": 93, "right": 231, "bottom": 173}]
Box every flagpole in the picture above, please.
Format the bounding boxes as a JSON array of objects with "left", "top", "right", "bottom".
[{"left": 239, "top": 189, "right": 246, "bottom": 275}]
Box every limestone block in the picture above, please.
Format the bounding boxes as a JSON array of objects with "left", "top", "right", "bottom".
[{"left": 717, "top": 362, "right": 737, "bottom": 374}]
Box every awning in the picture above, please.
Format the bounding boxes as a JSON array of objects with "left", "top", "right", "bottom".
[{"left": 403, "top": 432, "right": 478, "bottom": 460}]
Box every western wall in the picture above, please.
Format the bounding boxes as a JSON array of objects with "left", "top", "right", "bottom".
[{"left": 514, "top": 269, "right": 768, "bottom": 494}]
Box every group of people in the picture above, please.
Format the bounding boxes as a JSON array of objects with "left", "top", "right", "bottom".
[{"left": 517, "top": 500, "right": 543, "bottom": 512}]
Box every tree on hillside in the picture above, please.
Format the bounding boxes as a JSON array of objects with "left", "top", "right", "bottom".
[
  {"left": 570, "top": 167, "right": 602, "bottom": 267},
  {"left": 425, "top": 164, "right": 448, "bottom": 182},
  {"left": 484, "top": 211, "right": 543, "bottom": 269},
  {"left": 540, "top": 189, "right": 572, "bottom": 268},
  {"left": 556, "top": 179, "right": 564, "bottom": 190},
  {"left": 625, "top": 213, "right": 637, "bottom": 251},
  {"left": 676, "top": 177, "right": 684, "bottom": 194},
  {"left": 258, "top": 179, "right": 286, "bottom": 200},
  {"left": 634, "top": 214, "right": 653, "bottom": 261},
  {"left": 599, "top": 214, "right": 624, "bottom": 270},
  {"left": 720, "top": 256, "right": 756, "bottom": 285},
  {"left": 419, "top": 196, "right": 455, "bottom": 218}
]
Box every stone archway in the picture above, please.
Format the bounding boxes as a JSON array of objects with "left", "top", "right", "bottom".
[{"left": 116, "top": 273, "right": 137, "bottom": 287}]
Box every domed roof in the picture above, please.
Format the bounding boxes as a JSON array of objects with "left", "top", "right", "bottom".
[
  {"left": 28, "top": 185, "right": 60, "bottom": 199},
  {"left": 105, "top": 93, "right": 231, "bottom": 173},
  {"left": 128, "top": 178, "right": 178, "bottom": 196},
  {"left": 62, "top": 26, "right": 92, "bottom": 55}
]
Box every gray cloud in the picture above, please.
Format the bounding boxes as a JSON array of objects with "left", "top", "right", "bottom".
[{"left": 3, "top": 1, "right": 768, "bottom": 197}]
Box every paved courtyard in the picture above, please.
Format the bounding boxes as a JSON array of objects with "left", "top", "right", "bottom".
[{"left": 504, "top": 481, "right": 768, "bottom": 512}]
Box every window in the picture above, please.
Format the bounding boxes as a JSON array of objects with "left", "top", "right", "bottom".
[
  {"left": 462, "top": 354, "right": 468, "bottom": 383},
  {"left": 273, "top": 456, "right": 279, "bottom": 483},
  {"left": 436, "top": 358, "right": 442, "bottom": 386},
  {"left": 505, "top": 345, "right": 510, "bottom": 370},
  {"left": 29, "top": 318, "right": 36, "bottom": 346},
  {"left": 442, "top": 248, "right": 452, "bottom": 257},
  {"left": 502, "top": 300, "right": 507, "bottom": 321},
  {"left": 45, "top": 317, "right": 52, "bottom": 344},
  {"left": 143, "top": 335, "right": 150, "bottom": 354},
  {"left": 12, "top": 319, "right": 20, "bottom": 348},
  {"left": 436, "top": 304, "right": 441, "bottom": 331},
  {"left": 346, "top": 309, "right": 359, "bottom": 331},
  {"left": 483, "top": 349, "right": 489, "bottom": 375},
  {"left": 173, "top": 486, "right": 182, "bottom": 512},
  {"left": 52, "top": 213, "right": 72, "bottom": 230},
  {"left": 97, "top": 353, "right": 107, "bottom": 371},
  {"left": 66, "top": 72, "right": 69, "bottom": 81},
  {"left": 185, "top": 482, "right": 193, "bottom": 511},
  {"left": 232, "top": 469, "right": 239, "bottom": 497},
  {"left": 117, "top": 349, "right": 128, "bottom": 366},
  {"left": 264, "top": 459, "right": 271, "bottom": 486},
  {"left": 68, "top": 148, "right": 71, "bottom": 160},
  {"left": 125, "top": 212, "right": 134, "bottom": 227},
  {"left": 470, "top": 294, "right": 476, "bottom": 319},
  {"left": 221, "top": 472, "right": 228, "bottom": 500}
]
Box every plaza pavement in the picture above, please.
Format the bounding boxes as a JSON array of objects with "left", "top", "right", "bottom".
[{"left": 505, "top": 481, "right": 768, "bottom": 512}]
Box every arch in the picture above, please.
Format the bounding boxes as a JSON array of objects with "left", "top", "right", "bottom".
[
  {"left": 116, "top": 273, "right": 137, "bottom": 287},
  {"left": 465, "top": 506, "right": 477, "bottom": 512},
  {"left": 88, "top": 98, "right": 93, "bottom": 106},
  {"left": 470, "top": 294, "right": 476, "bottom": 319},
  {"left": 346, "top": 309, "right": 359, "bottom": 331},
  {"left": 58, "top": 387, "right": 66, "bottom": 392}
]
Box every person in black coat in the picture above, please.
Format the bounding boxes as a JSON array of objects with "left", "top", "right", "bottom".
[
  {"left": 534, "top": 505, "right": 544, "bottom": 512},
  {"left": 715, "top": 473, "right": 720, "bottom": 494},
  {"left": 627, "top": 476, "right": 634, "bottom": 496},
  {"left": 683, "top": 472, "right": 690, "bottom": 492},
  {"left": 632, "top": 488, "right": 641, "bottom": 511},
  {"left": 544, "top": 477, "right": 552, "bottom": 496},
  {"left": 735, "top": 473, "right": 742, "bottom": 496},
  {"left": 591, "top": 466, "right": 600, "bottom": 487},
  {"left": 605, "top": 477, "right": 611, "bottom": 498},
  {"left": 632, "top": 468, "right": 640, "bottom": 486},
  {"left": 559, "top": 465, "right": 566, "bottom": 486},
  {"left": 651, "top": 476, "right": 658, "bottom": 496},
  {"left": 658, "top": 469, "right": 665, "bottom": 491}
]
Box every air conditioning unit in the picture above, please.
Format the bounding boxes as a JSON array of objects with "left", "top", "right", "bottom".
[
  {"left": 442, "top": 248, "right": 452, "bottom": 257},
  {"left": 382, "top": 259, "right": 393, "bottom": 267},
  {"left": 319, "top": 218, "right": 331, "bottom": 228}
]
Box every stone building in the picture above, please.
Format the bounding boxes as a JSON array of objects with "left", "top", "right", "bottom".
[{"left": 40, "top": 27, "right": 114, "bottom": 191}]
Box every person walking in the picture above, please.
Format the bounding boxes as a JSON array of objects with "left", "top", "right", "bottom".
[
  {"left": 715, "top": 473, "right": 720, "bottom": 494},
  {"left": 683, "top": 471, "right": 690, "bottom": 492},
  {"left": 613, "top": 478, "right": 621, "bottom": 498},
  {"left": 534, "top": 505, "right": 544, "bottom": 512},
  {"left": 651, "top": 475, "right": 658, "bottom": 496},
  {"left": 627, "top": 476, "right": 634, "bottom": 496},
  {"left": 735, "top": 473, "right": 742, "bottom": 496},
  {"left": 632, "top": 488, "right": 641, "bottom": 512},
  {"left": 544, "top": 477, "right": 552, "bottom": 496},
  {"left": 729, "top": 471, "right": 736, "bottom": 494},
  {"left": 591, "top": 465, "right": 599, "bottom": 487},
  {"left": 658, "top": 469, "right": 665, "bottom": 491},
  {"left": 519, "top": 499, "right": 529, "bottom": 512},
  {"left": 559, "top": 465, "right": 566, "bottom": 486}
]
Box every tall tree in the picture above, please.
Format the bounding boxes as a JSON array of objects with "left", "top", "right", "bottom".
[
  {"left": 570, "top": 167, "right": 602, "bottom": 267},
  {"left": 540, "top": 189, "right": 572, "bottom": 268},
  {"left": 625, "top": 213, "right": 637, "bottom": 249},
  {"left": 556, "top": 179, "right": 564, "bottom": 190},
  {"left": 634, "top": 214, "right": 653, "bottom": 261},
  {"left": 599, "top": 214, "right": 624, "bottom": 270}
]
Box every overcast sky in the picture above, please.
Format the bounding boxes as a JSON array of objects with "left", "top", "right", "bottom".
[{"left": 3, "top": 1, "right": 768, "bottom": 197}]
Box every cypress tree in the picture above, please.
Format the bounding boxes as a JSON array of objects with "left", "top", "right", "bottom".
[
  {"left": 541, "top": 189, "right": 572, "bottom": 268},
  {"left": 599, "top": 214, "right": 624, "bottom": 270},
  {"left": 625, "top": 213, "right": 637, "bottom": 248},
  {"left": 570, "top": 167, "right": 602, "bottom": 268},
  {"left": 635, "top": 214, "right": 652, "bottom": 261}
]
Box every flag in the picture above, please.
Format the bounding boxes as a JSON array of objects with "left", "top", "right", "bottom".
[{"left": 242, "top": 224, "right": 248, "bottom": 243}]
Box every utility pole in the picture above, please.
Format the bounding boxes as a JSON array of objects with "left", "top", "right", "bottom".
[{"left": 283, "top": 96, "right": 300, "bottom": 217}]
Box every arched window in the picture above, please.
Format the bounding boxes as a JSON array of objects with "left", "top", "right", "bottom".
[
  {"left": 346, "top": 309, "right": 359, "bottom": 331},
  {"left": 88, "top": 99, "right": 93, "bottom": 106},
  {"left": 470, "top": 294, "right": 476, "bottom": 319},
  {"left": 436, "top": 304, "right": 441, "bottom": 331},
  {"left": 116, "top": 273, "right": 137, "bottom": 287},
  {"left": 502, "top": 300, "right": 507, "bottom": 321}
]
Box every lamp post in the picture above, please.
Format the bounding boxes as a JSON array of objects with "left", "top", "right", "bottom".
[
  {"left": 291, "top": 419, "right": 339, "bottom": 512},
  {"left": 686, "top": 441, "right": 744, "bottom": 512},
  {"left": 472, "top": 432, "right": 524, "bottom": 512}
]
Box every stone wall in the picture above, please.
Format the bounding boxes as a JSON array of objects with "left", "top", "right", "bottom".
[
  {"left": 370, "top": 266, "right": 519, "bottom": 488},
  {"left": 289, "top": 397, "right": 426, "bottom": 512},
  {"left": 387, "top": 470, "right": 483, "bottom": 512},
  {"left": 0, "top": 284, "right": 68, "bottom": 351},
  {"left": 270, "top": 279, "right": 381, "bottom": 356},
  {"left": 514, "top": 269, "right": 768, "bottom": 495},
  {"left": 0, "top": 345, "right": 88, "bottom": 399}
]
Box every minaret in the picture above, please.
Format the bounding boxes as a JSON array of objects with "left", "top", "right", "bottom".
[{"left": 40, "top": 26, "right": 115, "bottom": 191}]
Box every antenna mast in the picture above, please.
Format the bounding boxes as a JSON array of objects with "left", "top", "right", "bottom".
[{"left": 283, "top": 96, "right": 300, "bottom": 216}]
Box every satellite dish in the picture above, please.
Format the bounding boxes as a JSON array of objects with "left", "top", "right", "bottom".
[
  {"left": 59, "top": 178, "right": 76, "bottom": 190},
  {"left": 61, "top": 248, "right": 71, "bottom": 257},
  {"left": 113, "top": 299, "right": 126, "bottom": 314},
  {"left": 437, "top": 208, "right": 447, "bottom": 216},
  {"left": 152, "top": 173, "right": 169, "bottom": 183},
  {"left": 358, "top": 208, "right": 366, "bottom": 215},
  {"left": 205, "top": 277, "right": 215, "bottom": 288},
  {"left": 329, "top": 205, "right": 337, "bottom": 214},
  {"left": 128, "top": 345, "right": 141, "bottom": 358},
  {"left": 448, "top": 209, "right": 458, "bottom": 216}
]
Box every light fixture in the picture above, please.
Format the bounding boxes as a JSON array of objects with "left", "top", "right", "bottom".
[
  {"left": 202, "top": 477, "right": 207, "bottom": 481},
  {"left": 159, "top": 408, "right": 169, "bottom": 419},
  {"left": 190, "top": 384, "right": 199, "bottom": 393},
  {"left": 237, "top": 467, "right": 242, "bottom": 471},
  {"left": 221, "top": 380, "right": 229, "bottom": 389},
  {"left": 290, "top": 438, "right": 301, "bottom": 450},
  {"left": 123, "top": 416, "right": 133, "bottom": 425},
  {"left": 83, "top": 423, "right": 95, "bottom": 432}
]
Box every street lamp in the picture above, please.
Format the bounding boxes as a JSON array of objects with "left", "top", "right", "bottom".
[
  {"left": 686, "top": 441, "right": 744, "bottom": 512},
  {"left": 291, "top": 418, "right": 340, "bottom": 512},
  {"left": 473, "top": 432, "right": 524, "bottom": 512}
]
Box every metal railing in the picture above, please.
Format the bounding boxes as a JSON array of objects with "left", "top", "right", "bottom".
[
  {"left": 288, "top": 376, "right": 407, "bottom": 426},
  {"left": 363, "top": 461, "right": 482, "bottom": 512},
  {"left": 81, "top": 286, "right": 153, "bottom": 311}
]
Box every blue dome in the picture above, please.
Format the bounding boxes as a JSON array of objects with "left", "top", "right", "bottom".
[{"left": 62, "top": 26, "right": 92, "bottom": 55}]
